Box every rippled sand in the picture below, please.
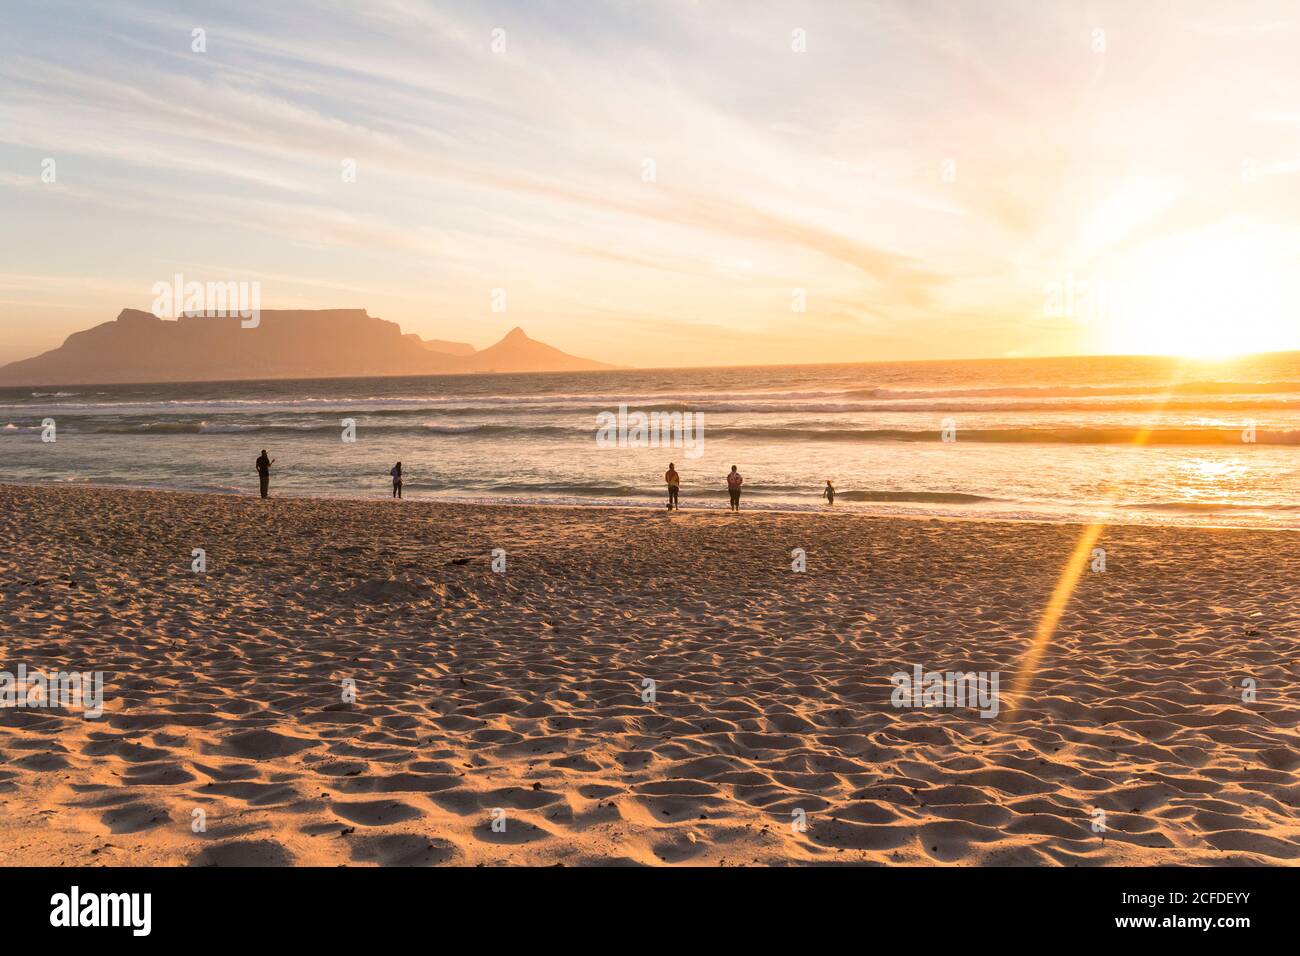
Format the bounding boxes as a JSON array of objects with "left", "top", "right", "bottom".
[{"left": 1, "top": 483, "right": 1297, "bottom": 866}]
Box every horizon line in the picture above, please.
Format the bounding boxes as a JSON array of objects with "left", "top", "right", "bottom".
[{"left": 4, "top": 347, "right": 1299, "bottom": 394}]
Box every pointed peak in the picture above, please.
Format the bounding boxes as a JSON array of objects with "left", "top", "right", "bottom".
[{"left": 503, "top": 326, "right": 529, "bottom": 342}]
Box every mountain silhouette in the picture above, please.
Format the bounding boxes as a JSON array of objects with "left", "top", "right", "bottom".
[
  {"left": 459, "top": 326, "right": 612, "bottom": 373},
  {"left": 0, "top": 309, "right": 612, "bottom": 385}
]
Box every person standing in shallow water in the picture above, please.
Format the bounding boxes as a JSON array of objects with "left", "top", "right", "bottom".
[
  {"left": 664, "top": 462, "right": 680, "bottom": 510},
  {"left": 824, "top": 480, "right": 835, "bottom": 506},
  {"left": 255, "top": 449, "right": 274, "bottom": 499},
  {"left": 726, "top": 464, "right": 743, "bottom": 511},
  {"left": 391, "top": 461, "right": 403, "bottom": 499}
]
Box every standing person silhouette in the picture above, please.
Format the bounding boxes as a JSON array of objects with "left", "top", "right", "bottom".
[
  {"left": 391, "top": 461, "right": 403, "bottom": 499},
  {"left": 726, "top": 464, "right": 743, "bottom": 511},
  {"left": 255, "top": 449, "right": 275, "bottom": 499},
  {"left": 664, "top": 462, "right": 680, "bottom": 510},
  {"left": 824, "top": 480, "right": 835, "bottom": 506}
]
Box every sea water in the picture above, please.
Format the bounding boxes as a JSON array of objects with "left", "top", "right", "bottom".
[{"left": 3, "top": 352, "right": 1298, "bottom": 528}]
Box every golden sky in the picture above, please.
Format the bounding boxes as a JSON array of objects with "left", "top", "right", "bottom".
[{"left": 2, "top": 0, "right": 1299, "bottom": 367}]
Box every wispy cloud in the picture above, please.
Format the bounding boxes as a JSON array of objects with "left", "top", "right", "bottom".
[{"left": 1, "top": 0, "right": 1298, "bottom": 364}]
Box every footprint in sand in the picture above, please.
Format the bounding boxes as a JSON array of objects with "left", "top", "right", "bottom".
[
  {"left": 348, "top": 834, "right": 459, "bottom": 866},
  {"left": 100, "top": 802, "right": 172, "bottom": 834},
  {"left": 189, "top": 839, "right": 296, "bottom": 867},
  {"left": 331, "top": 799, "right": 424, "bottom": 826}
]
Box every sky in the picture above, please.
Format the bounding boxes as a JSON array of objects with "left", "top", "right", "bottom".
[{"left": 1, "top": 0, "right": 1299, "bottom": 368}]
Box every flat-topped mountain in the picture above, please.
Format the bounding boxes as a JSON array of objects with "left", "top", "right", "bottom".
[
  {"left": 0, "top": 309, "right": 612, "bottom": 385},
  {"left": 417, "top": 337, "right": 476, "bottom": 356}
]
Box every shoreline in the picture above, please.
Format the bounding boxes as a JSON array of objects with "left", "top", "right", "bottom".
[{"left": 4, "top": 478, "right": 1293, "bottom": 533}]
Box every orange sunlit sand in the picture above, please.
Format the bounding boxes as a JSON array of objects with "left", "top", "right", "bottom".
[
  {"left": 3, "top": 482, "right": 1300, "bottom": 866},
  {"left": 1009, "top": 376, "right": 1185, "bottom": 713}
]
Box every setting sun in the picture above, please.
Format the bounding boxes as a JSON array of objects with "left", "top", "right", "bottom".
[{"left": 1096, "top": 226, "right": 1300, "bottom": 358}]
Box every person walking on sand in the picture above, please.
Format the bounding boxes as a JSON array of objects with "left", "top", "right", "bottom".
[
  {"left": 391, "top": 461, "right": 404, "bottom": 499},
  {"left": 824, "top": 480, "right": 835, "bottom": 506},
  {"left": 664, "top": 462, "right": 680, "bottom": 510},
  {"left": 726, "top": 464, "right": 743, "bottom": 511},
  {"left": 255, "top": 449, "right": 275, "bottom": 499}
]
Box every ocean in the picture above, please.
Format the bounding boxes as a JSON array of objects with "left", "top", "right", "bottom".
[{"left": 3, "top": 352, "right": 1299, "bottom": 528}]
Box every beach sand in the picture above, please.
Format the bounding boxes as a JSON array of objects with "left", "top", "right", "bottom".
[{"left": 1, "top": 483, "right": 1297, "bottom": 866}]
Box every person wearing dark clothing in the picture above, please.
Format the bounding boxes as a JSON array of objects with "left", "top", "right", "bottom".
[
  {"left": 255, "top": 450, "right": 274, "bottom": 499},
  {"left": 824, "top": 480, "right": 835, "bottom": 506},
  {"left": 391, "top": 461, "right": 403, "bottom": 499},
  {"left": 726, "top": 465, "right": 743, "bottom": 511}
]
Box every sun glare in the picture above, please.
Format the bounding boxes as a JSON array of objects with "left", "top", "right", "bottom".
[{"left": 1095, "top": 227, "right": 1300, "bottom": 358}]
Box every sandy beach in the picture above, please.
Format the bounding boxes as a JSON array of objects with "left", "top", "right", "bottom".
[{"left": 1, "top": 482, "right": 1297, "bottom": 866}]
